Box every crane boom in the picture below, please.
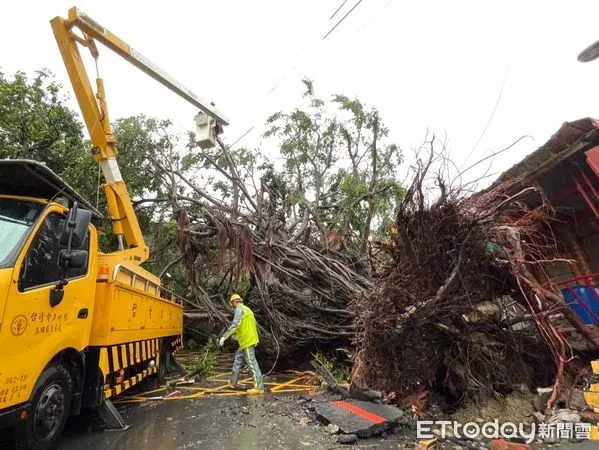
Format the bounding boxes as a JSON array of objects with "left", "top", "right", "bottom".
[
  {"left": 64, "top": 8, "right": 229, "bottom": 126},
  {"left": 50, "top": 7, "right": 227, "bottom": 264}
]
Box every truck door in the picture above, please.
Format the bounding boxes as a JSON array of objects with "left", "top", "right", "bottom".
[{"left": 0, "top": 205, "right": 96, "bottom": 409}]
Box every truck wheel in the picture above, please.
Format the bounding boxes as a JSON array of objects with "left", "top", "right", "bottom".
[{"left": 14, "top": 363, "right": 72, "bottom": 450}]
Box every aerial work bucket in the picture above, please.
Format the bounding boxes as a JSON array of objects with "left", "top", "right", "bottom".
[{"left": 195, "top": 112, "right": 219, "bottom": 149}]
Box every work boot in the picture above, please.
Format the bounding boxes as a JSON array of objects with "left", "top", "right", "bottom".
[
  {"left": 225, "top": 383, "right": 237, "bottom": 390},
  {"left": 246, "top": 388, "right": 265, "bottom": 395}
]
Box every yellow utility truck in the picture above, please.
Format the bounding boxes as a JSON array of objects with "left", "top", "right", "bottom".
[{"left": 0, "top": 7, "right": 227, "bottom": 448}]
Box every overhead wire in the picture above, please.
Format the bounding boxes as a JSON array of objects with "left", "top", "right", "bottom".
[
  {"left": 460, "top": 65, "right": 511, "bottom": 169},
  {"left": 323, "top": 0, "right": 365, "bottom": 40},
  {"left": 228, "top": 0, "right": 371, "bottom": 150},
  {"left": 229, "top": 126, "right": 255, "bottom": 149},
  {"left": 330, "top": 0, "right": 350, "bottom": 20}
]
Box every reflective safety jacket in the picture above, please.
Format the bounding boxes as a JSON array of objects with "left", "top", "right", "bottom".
[{"left": 223, "top": 304, "right": 259, "bottom": 349}]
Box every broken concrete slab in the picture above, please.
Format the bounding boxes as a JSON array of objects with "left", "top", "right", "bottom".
[
  {"left": 338, "top": 434, "right": 358, "bottom": 444},
  {"left": 314, "top": 399, "right": 404, "bottom": 437}
]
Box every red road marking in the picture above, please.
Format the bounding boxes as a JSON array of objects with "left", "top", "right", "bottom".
[{"left": 330, "top": 401, "right": 386, "bottom": 424}]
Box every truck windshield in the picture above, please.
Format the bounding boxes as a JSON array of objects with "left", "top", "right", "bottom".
[{"left": 0, "top": 198, "right": 44, "bottom": 268}]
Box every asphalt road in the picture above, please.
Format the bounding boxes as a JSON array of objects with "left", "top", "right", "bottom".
[
  {"left": 2, "top": 390, "right": 596, "bottom": 449},
  {"left": 56, "top": 394, "right": 338, "bottom": 450},
  {"left": 55, "top": 395, "right": 599, "bottom": 450}
]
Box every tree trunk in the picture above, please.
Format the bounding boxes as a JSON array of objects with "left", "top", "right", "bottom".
[{"left": 361, "top": 113, "right": 379, "bottom": 253}]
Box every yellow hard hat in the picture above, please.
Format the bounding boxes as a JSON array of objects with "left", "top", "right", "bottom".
[{"left": 230, "top": 293, "right": 243, "bottom": 303}]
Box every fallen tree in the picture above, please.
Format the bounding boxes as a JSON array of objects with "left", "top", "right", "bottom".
[
  {"left": 351, "top": 150, "right": 591, "bottom": 407},
  {"left": 175, "top": 199, "right": 370, "bottom": 366},
  {"left": 150, "top": 142, "right": 374, "bottom": 367}
]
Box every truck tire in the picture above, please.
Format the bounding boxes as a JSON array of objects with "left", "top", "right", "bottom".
[{"left": 14, "top": 362, "right": 73, "bottom": 450}]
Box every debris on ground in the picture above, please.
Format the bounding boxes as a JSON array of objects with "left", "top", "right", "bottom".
[
  {"left": 326, "top": 423, "right": 340, "bottom": 434},
  {"left": 489, "top": 439, "right": 532, "bottom": 450},
  {"left": 415, "top": 438, "right": 438, "bottom": 450},
  {"left": 450, "top": 390, "right": 535, "bottom": 425},
  {"left": 547, "top": 408, "right": 581, "bottom": 424},
  {"left": 337, "top": 433, "right": 358, "bottom": 444},
  {"left": 314, "top": 399, "right": 404, "bottom": 437}
]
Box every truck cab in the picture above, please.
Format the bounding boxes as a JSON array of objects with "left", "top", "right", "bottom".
[
  {"left": 0, "top": 160, "right": 182, "bottom": 448},
  {"left": 0, "top": 160, "right": 99, "bottom": 443}
]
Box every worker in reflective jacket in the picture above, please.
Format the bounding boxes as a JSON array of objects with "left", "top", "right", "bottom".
[{"left": 219, "top": 293, "right": 265, "bottom": 394}]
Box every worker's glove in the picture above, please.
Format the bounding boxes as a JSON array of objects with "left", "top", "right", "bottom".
[{"left": 218, "top": 337, "right": 225, "bottom": 348}]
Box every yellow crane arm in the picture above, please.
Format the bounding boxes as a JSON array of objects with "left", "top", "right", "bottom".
[{"left": 50, "top": 7, "right": 228, "bottom": 264}]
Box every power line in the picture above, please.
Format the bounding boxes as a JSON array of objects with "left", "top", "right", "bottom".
[
  {"left": 230, "top": 0, "right": 369, "bottom": 149},
  {"left": 461, "top": 65, "right": 510, "bottom": 169},
  {"left": 323, "top": 0, "right": 365, "bottom": 40},
  {"left": 330, "top": 0, "right": 350, "bottom": 20},
  {"left": 229, "top": 126, "right": 255, "bottom": 149}
]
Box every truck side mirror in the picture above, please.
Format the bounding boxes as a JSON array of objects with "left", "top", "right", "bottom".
[
  {"left": 58, "top": 249, "right": 88, "bottom": 269},
  {"left": 51, "top": 203, "right": 92, "bottom": 307},
  {"left": 52, "top": 249, "right": 88, "bottom": 305},
  {"left": 60, "top": 204, "right": 92, "bottom": 249}
]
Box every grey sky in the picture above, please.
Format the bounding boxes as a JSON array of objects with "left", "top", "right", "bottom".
[{"left": 3, "top": 0, "right": 599, "bottom": 184}]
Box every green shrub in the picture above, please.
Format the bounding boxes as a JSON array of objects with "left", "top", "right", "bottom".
[
  {"left": 314, "top": 351, "right": 350, "bottom": 384},
  {"left": 192, "top": 342, "right": 218, "bottom": 379}
]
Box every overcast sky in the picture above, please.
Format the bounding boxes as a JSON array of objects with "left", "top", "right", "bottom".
[{"left": 3, "top": 0, "right": 599, "bottom": 185}]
